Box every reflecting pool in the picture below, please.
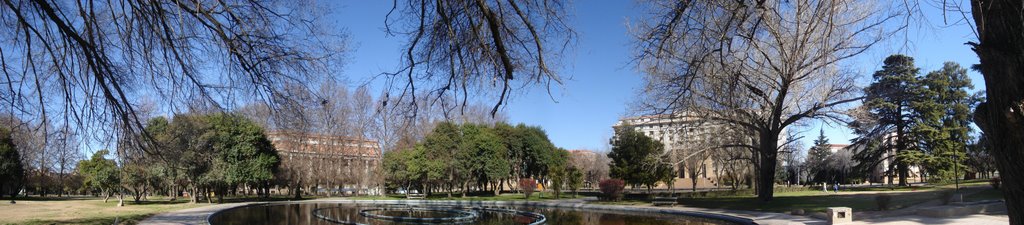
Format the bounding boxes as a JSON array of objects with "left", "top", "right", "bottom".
[{"left": 208, "top": 203, "right": 747, "bottom": 225}]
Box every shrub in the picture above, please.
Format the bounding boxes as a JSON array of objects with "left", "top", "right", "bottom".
[
  {"left": 518, "top": 178, "right": 538, "bottom": 200},
  {"left": 875, "top": 194, "right": 892, "bottom": 210},
  {"left": 991, "top": 177, "right": 1001, "bottom": 189},
  {"left": 599, "top": 179, "right": 626, "bottom": 201}
]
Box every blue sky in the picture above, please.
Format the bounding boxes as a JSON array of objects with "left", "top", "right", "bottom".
[{"left": 329, "top": 1, "right": 985, "bottom": 152}]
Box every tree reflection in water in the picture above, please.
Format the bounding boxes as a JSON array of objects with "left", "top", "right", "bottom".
[{"left": 209, "top": 203, "right": 734, "bottom": 225}]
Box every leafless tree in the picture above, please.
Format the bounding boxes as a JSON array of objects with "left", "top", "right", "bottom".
[
  {"left": 676, "top": 145, "right": 712, "bottom": 192},
  {"left": 0, "top": 115, "right": 53, "bottom": 195},
  {"left": 780, "top": 139, "right": 804, "bottom": 186},
  {"left": 0, "top": 0, "right": 346, "bottom": 157},
  {"left": 711, "top": 145, "right": 754, "bottom": 190},
  {"left": 383, "top": 0, "right": 576, "bottom": 117},
  {"left": 50, "top": 126, "right": 81, "bottom": 197},
  {"left": 568, "top": 150, "right": 609, "bottom": 189},
  {"left": 632, "top": 0, "right": 901, "bottom": 200}
]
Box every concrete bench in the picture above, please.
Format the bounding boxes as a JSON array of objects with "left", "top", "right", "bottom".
[
  {"left": 651, "top": 197, "right": 678, "bottom": 206},
  {"left": 827, "top": 207, "right": 852, "bottom": 224},
  {"left": 406, "top": 194, "right": 426, "bottom": 199}
]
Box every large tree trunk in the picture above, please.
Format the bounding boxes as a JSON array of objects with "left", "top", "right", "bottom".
[
  {"left": 493, "top": 181, "right": 500, "bottom": 196},
  {"left": 971, "top": 0, "right": 1024, "bottom": 224},
  {"left": 117, "top": 189, "right": 125, "bottom": 207},
  {"left": 895, "top": 120, "right": 910, "bottom": 186},
  {"left": 169, "top": 185, "right": 177, "bottom": 201},
  {"left": 757, "top": 133, "right": 780, "bottom": 201},
  {"left": 191, "top": 186, "right": 200, "bottom": 204}
]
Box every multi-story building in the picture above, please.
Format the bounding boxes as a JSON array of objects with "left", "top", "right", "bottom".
[
  {"left": 612, "top": 114, "right": 731, "bottom": 189},
  {"left": 874, "top": 133, "right": 923, "bottom": 184},
  {"left": 266, "top": 131, "right": 382, "bottom": 196},
  {"left": 823, "top": 138, "right": 923, "bottom": 185}
]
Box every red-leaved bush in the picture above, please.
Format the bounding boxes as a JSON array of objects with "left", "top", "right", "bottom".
[
  {"left": 599, "top": 178, "right": 625, "bottom": 201},
  {"left": 519, "top": 178, "right": 538, "bottom": 200}
]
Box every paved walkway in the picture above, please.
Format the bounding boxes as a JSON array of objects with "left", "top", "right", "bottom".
[
  {"left": 141, "top": 202, "right": 255, "bottom": 225},
  {"left": 846, "top": 214, "right": 1009, "bottom": 225}
]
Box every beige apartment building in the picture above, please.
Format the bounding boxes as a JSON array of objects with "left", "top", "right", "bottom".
[{"left": 612, "top": 114, "right": 731, "bottom": 189}]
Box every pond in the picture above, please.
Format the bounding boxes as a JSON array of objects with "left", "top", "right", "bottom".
[{"left": 208, "top": 203, "right": 749, "bottom": 225}]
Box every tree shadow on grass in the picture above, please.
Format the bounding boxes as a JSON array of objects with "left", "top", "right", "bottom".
[
  {"left": 122, "top": 199, "right": 192, "bottom": 205},
  {"left": 676, "top": 191, "right": 943, "bottom": 213},
  {"left": 20, "top": 213, "right": 151, "bottom": 225},
  {"left": 9, "top": 196, "right": 101, "bottom": 202}
]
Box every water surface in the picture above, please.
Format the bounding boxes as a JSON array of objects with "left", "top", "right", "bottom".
[{"left": 209, "top": 203, "right": 740, "bottom": 225}]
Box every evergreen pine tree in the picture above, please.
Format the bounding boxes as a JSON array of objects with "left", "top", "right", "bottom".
[
  {"left": 863, "top": 54, "right": 924, "bottom": 186},
  {"left": 807, "top": 129, "right": 833, "bottom": 183},
  {"left": 915, "top": 62, "right": 973, "bottom": 182},
  {"left": 0, "top": 127, "right": 25, "bottom": 203}
]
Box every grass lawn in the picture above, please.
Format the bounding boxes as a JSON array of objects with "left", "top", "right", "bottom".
[
  {"left": 964, "top": 187, "right": 1005, "bottom": 202},
  {"left": 667, "top": 181, "right": 1001, "bottom": 213},
  {"left": 613, "top": 182, "right": 1001, "bottom": 213},
  {"left": 0, "top": 196, "right": 205, "bottom": 225},
  {"left": 675, "top": 190, "right": 939, "bottom": 213}
]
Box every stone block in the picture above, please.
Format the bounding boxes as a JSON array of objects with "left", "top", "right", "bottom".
[
  {"left": 790, "top": 209, "right": 805, "bottom": 215},
  {"left": 826, "top": 207, "right": 853, "bottom": 224}
]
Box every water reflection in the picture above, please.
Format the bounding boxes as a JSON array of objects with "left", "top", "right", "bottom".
[{"left": 208, "top": 203, "right": 736, "bottom": 225}]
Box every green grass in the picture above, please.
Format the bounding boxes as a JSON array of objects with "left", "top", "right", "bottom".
[
  {"left": 846, "top": 185, "right": 936, "bottom": 192},
  {"left": 674, "top": 191, "right": 940, "bottom": 213},
  {"left": 601, "top": 185, "right": 970, "bottom": 213},
  {"left": 964, "top": 187, "right": 1005, "bottom": 202}
]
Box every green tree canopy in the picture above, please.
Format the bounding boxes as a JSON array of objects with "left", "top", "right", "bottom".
[
  {"left": 78, "top": 150, "right": 120, "bottom": 201},
  {"left": 459, "top": 123, "right": 510, "bottom": 196},
  {"left": 914, "top": 62, "right": 973, "bottom": 183},
  {"left": 387, "top": 121, "right": 562, "bottom": 197},
  {"left": 608, "top": 127, "right": 673, "bottom": 191},
  {"left": 0, "top": 127, "right": 25, "bottom": 202},
  {"left": 807, "top": 129, "right": 833, "bottom": 183},
  {"left": 862, "top": 54, "right": 925, "bottom": 186},
  {"left": 207, "top": 113, "right": 280, "bottom": 187}
]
